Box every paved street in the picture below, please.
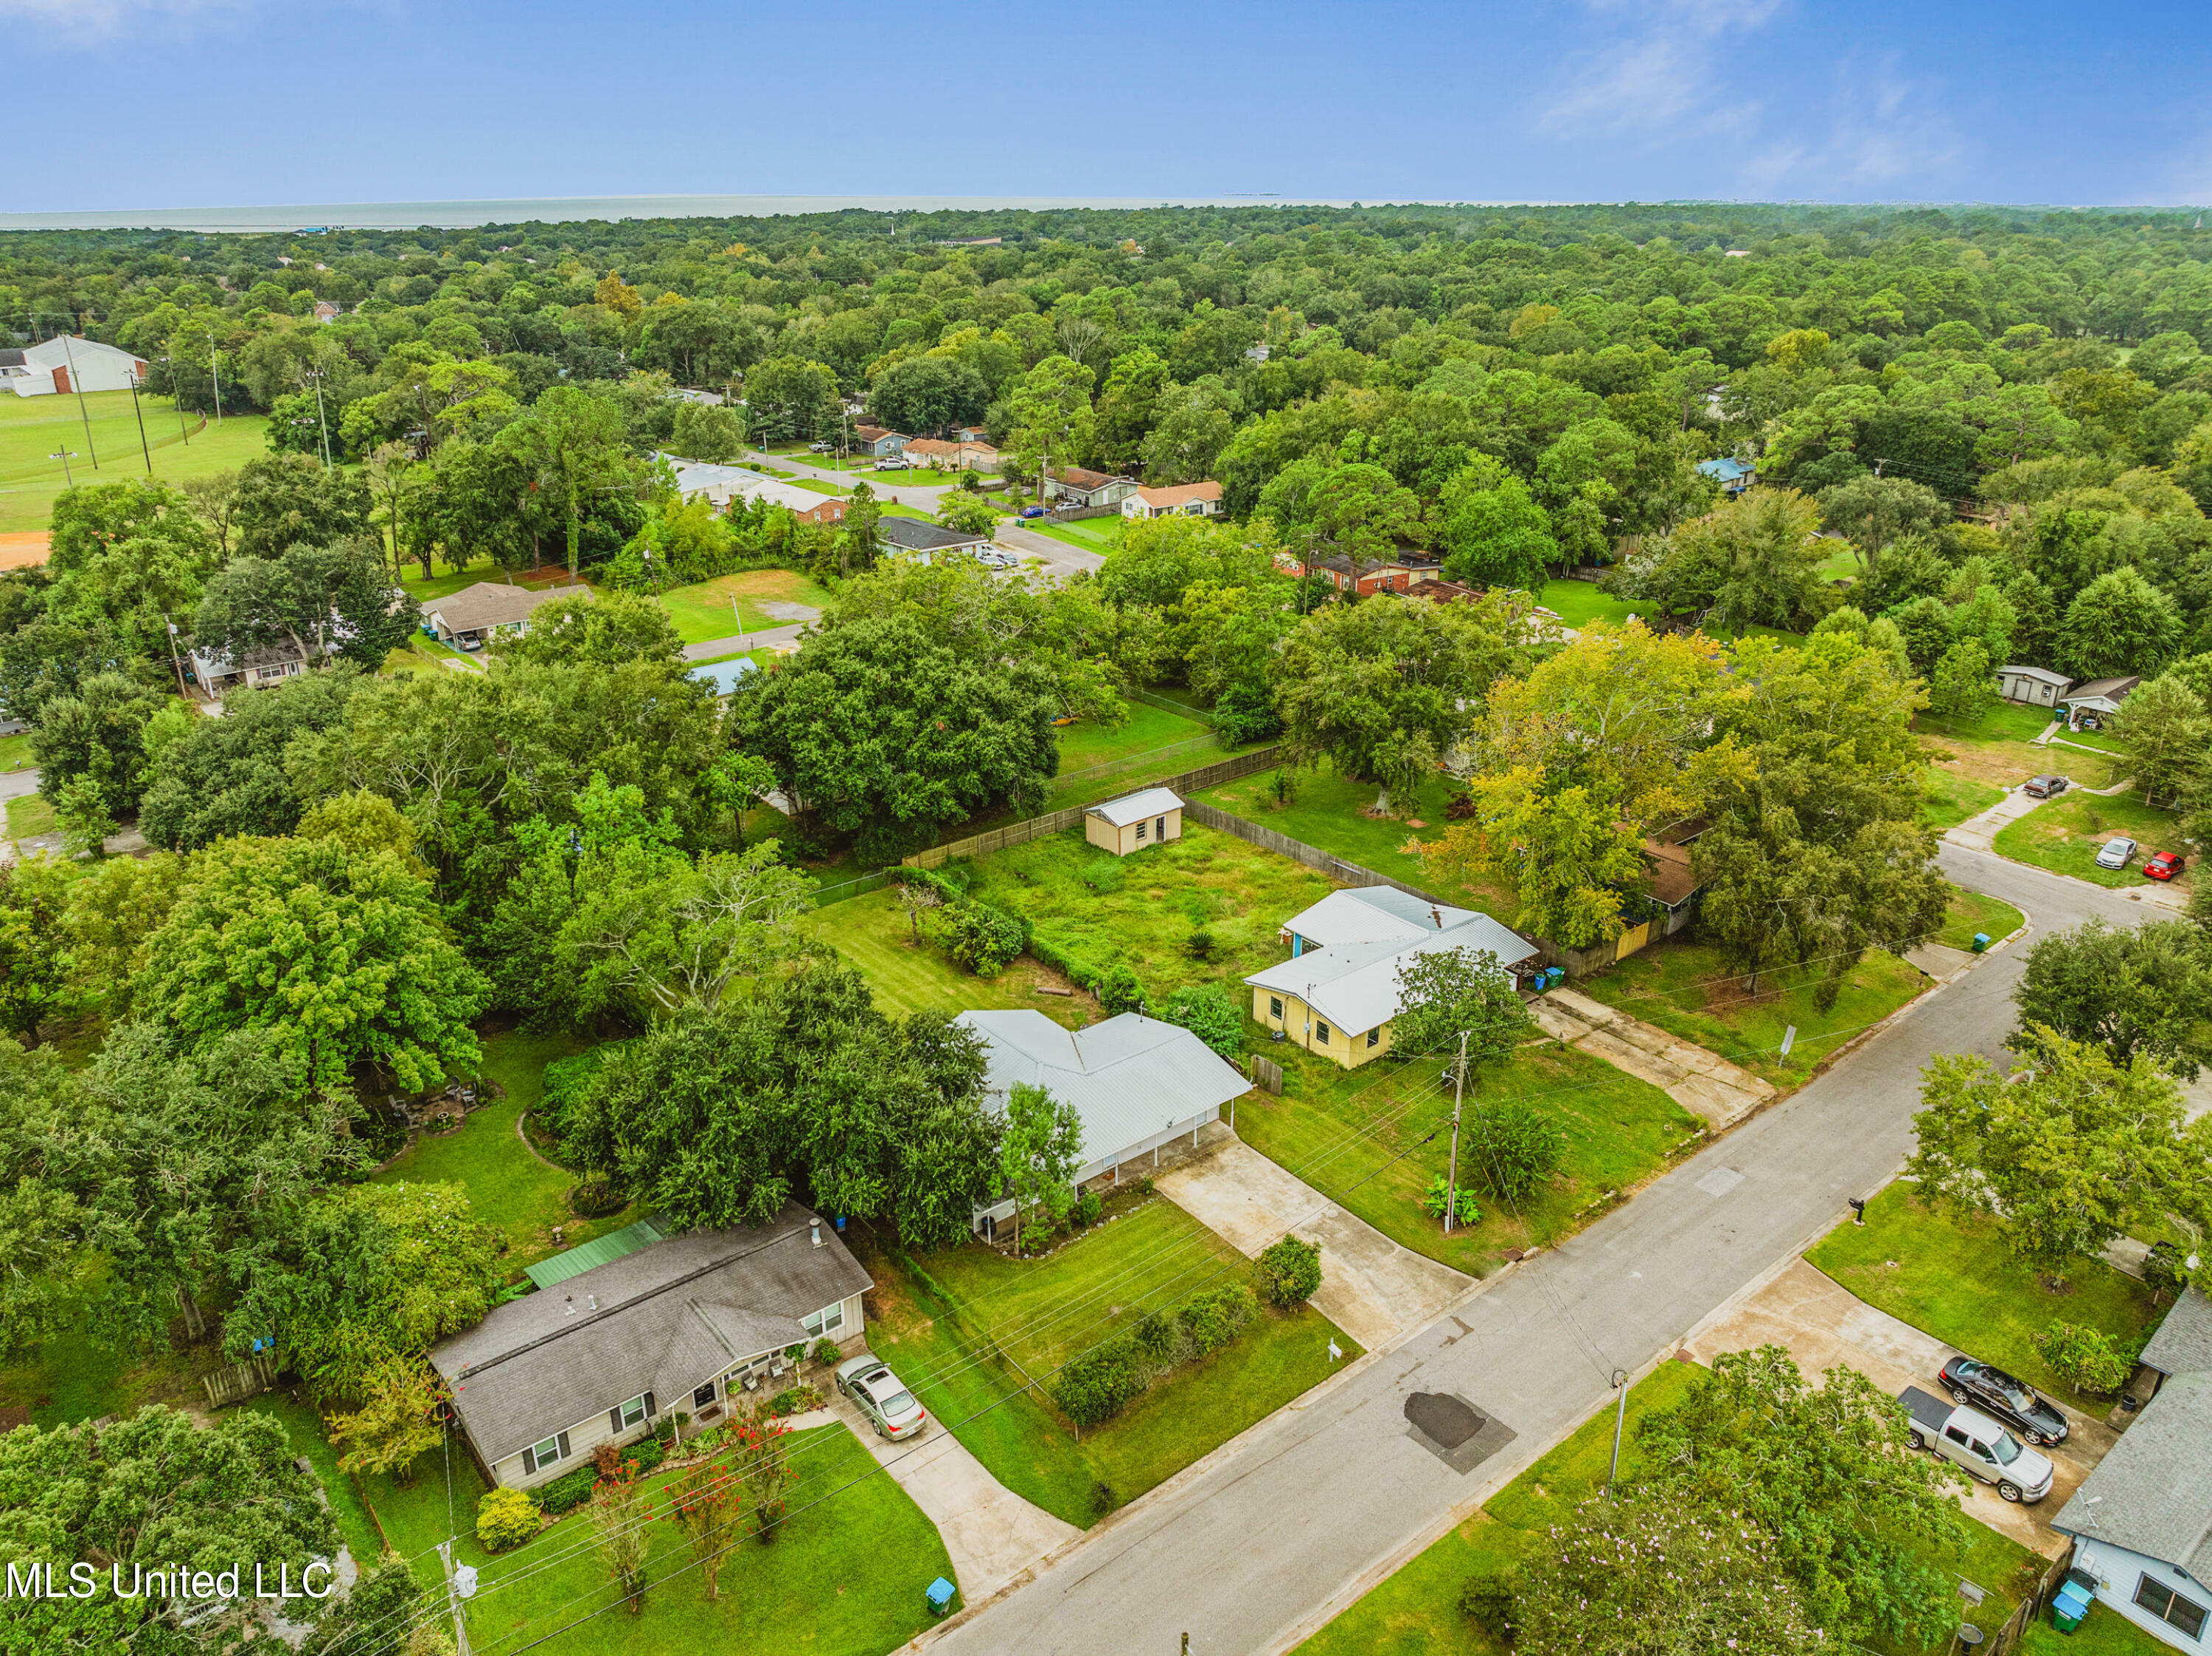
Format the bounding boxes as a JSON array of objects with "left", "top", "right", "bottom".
[{"left": 922, "top": 846, "right": 2150, "bottom": 1656}]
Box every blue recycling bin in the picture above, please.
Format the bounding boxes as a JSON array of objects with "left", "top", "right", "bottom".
[{"left": 926, "top": 1577, "right": 956, "bottom": 1617}]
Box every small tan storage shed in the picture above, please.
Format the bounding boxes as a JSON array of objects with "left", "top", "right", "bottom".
[{"left": 1085, "top": 787, "right": 1185, "bottom": 857}]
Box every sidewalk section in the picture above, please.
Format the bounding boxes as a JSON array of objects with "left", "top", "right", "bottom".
[{"left": 1529, "top": 987, "right": 1776, "bottom": 1130}]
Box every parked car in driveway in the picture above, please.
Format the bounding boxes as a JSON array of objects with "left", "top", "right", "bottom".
[
  {"left": 2146, "top": 850, "right": 2186, "bottom": 880},
  {"left": 874, "top": 457, "right": 913, "bottom": 471},
  {"left": 2023, "top": 774, "right": 2070, "bottom": 799},
  {"left": 1899, "top": 1385, "right": 2055, "bottom": 1503},
  {"left": 1939, "top": 1355, "right": 2070, "bottom": 1446},
  {"left": 1018, "top": 504, "right": 1048, "bottom": 518},
  {"left": 2096, "top": 836, "right": 2138, "bottom": 870},
  {"left": 835, "top": 1354, "right": 928, "bottom": 1440}
]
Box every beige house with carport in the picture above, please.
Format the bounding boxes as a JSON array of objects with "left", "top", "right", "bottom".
[{"left": 1085, "top": 787, "right": 1183, "bottom": 855}]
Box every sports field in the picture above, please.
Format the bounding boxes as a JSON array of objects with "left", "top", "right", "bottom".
[{"left": 0, "top": 388, "right": 271, "bottom": 535}]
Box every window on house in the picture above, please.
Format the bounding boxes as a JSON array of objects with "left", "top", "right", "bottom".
[
  {"left": 2135, "top": 1577, "right": 2209, "bottom": 1641},
  {"left": 1269, "top": 996, "right": 1284, "bottom": 1020},
  {"left": 1367, "top": 1029, "right": 1380, "bottom": 1048},
  {"left": 521, "top": 1431, "right": 569, "bottom": 1475},
  {"left": 1136, "top": 820, "right": 1148, "bottom": 841},
  {"left": 616, "top": 1394, "right": 650, "bottom": 1430},
  {"left": 802, "top": 1301, "right": 846, "bottom": 1337},
  {"left": 1315, "top": 1023, "right": 1331, "bottom": 1044}
]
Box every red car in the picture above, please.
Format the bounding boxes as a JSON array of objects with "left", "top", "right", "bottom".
[{"left": 2145, "top": 851, "right": 2186, "bottom": 880}]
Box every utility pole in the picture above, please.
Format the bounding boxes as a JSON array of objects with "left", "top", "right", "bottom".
[
  {"left": 49, "top": 450, "right": 79, "bottom": 487},
  {"left": 58, "top": 333, "right": 100, "bottom": 470},
  {"left": 159, "top": 358, "right": 191, "bottom": 443},
  {"left": 1444, "top": 1029, "right": 1469, "bottom": 1233},
  {"left": 1606, "top": 1368, "right": 1630, "bottom": 1494},
  {"left": 127, "top": 365, "right": 153, "bottom": 473},
  {"left": 305, "top": 369, "right": 333, "bottom": 468},
  {"left": 210, "top": 341, "right": 223, "bottom": 425}
]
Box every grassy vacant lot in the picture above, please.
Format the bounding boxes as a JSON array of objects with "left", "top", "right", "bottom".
[
  {"left": 1574, "top": 932, "right": 1931, "bottom": 1088},
  {"left": 0, "top": 389, "right": 271, "bottom": 532},
  {"left": 1237, "top": 1037, "right": 1703, "bottom": 1277},
  {"left": 863, "top": 1201, "right": 1357, "bottom": 1528},
  {"left": 813, "top": 885, "right": 1088, "bottom": 1025},
  {"left": 1535, "top": 577, "right": 1643, "bottom": 630},
  {"left": 655, "top": 568, "right": 833, "bottom": 644},
  {"left": 0, "top": 1315, "right": 209, "bottom": 1430},
  {"left": 1915, "top": 697, "right": 2121, "bottom": 793},
  {"left": 1807, "top": 1184, "right": 2165, "bottom": 1419},
  {"left": 1020, "top": 515, "right": 1124, "bottom": 556},
  {"left": 0, "top": 731, "right": 33, "bottom": 773},
  {"left": 1925, "top": 765, "right": 2007, "bottom": 832},
  {"left": 367, "top": 1029, "right": 642, "bottom": 1270},
  {"left": 366, "top": 1420, "right": 950, "bottom": 1652},
  {"left": 1943, "top": 886, "right": 2028, "bottom": 950},
  {"left": 1992, "top": 788, "right": 2192, "bottom": 894},
  {"left": 1052, "top": 699, "right": 1214, "bottom": 791},
  {"left": 1195, "top": 756, "right": 1522, "bottom": 916},
  {"left": 1294, "top": 1360, "right": 1703, "bottom": 1656},
  {"left": 5, "top": 792, "right": 55, "bottom": 840},
  {"left": 956, "top": 821, "right": 1338, "bottom": 1003},
  {"left": 1299, "top": 1354, "right": 2045, "bottom": 1656}
]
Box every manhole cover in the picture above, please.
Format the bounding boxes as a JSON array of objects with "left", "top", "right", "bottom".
[{"left": 1404, "top": 1392, "right": 1486, "bottom": 1449}]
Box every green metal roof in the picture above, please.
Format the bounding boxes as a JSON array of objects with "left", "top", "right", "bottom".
[{"left": 524, "top": 1217, "right": 668, "bottom": 1290}]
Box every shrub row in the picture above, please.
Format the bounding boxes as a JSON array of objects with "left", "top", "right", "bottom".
[{"left": 1051, "top": 1285, "right": 1257, "bottom": 1429}]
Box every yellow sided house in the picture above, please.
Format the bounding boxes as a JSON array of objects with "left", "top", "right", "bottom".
[
  {"left": 1084, "top": 786, "right": 1184, "bottom": 856},
  {"left": 1244, "top": 888, "right": 1538, "bottom": 1069}
]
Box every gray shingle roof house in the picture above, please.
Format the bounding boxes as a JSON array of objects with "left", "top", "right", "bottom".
[
  {"left": 1244, "top": 887, "right": 1537, "bottom": 1070},
  {"left": 876, "top": 518, "right": 993, "bottom": 562},
  {"left": 955, "top": 1011, "right": 1252, "bottom": 1236},
  {"left": 424, "top": 581, "right": 590, "bottom": 647},
  {"left": 432, "top": 1207, "right": 869, "bottom": 1489},
  {"left": 2051, "top": 1290, "right": 2212, "bottom": 1651}
]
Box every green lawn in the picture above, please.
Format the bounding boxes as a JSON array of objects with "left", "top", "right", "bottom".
[
  {"left": 1020, "top": 515, "right": 1125, "bottom": 556},
  {"left": 864, "top": 1201, "right": 1358, "bottom": 1528},
  {"left": 812, "top": 886, "right": 1090, "bottom": 1026},
  {"left": 0, "top": 389, "right": 272, "bottom": 533},
  {"left": 953, "top": 821, "right": 1340, "bottom": 1006},
  {"left": 1535, "top": 578, "right": 1644, "bottom": 630},
  {"left": 6, "top": 792, "right": 56, "bottom": 840},
  {"left": 1806, "top": 1184, "right": 2166, "bottom": 1419},
  {"left": 1924, "top": 766, "right": 2007, "bottom": 832},
  {"left": 367, "top": 1029, "right": 642, "bottom": 1271},
  {"left": 2020, "top": 1602, "right": 2174, "bottom": 1656},
  {"left": 364, "top": 1421, "right": 952, "bottom": 1652},
  {"left": 1939, "top": 886, "right": 2026, "bottom": 950},
  {"left": 0, "top": 732, "right": 35, "bottom": 773},
  {"left": 0, "top": 1313, "right": 209, "bottom": 1428},
  {"left": 1195, "top": 756, "right": 1522, "bottom": 916},
  {"left": 1294, "top": 1360, "right": 1703, "bottom": 1656},
  {"left": 654, "top": 568, "right": 833, "bottom": 644},
  {"left": 1237, "top": 1038, "right": 1703, "bottom": 1277},
  {"left": 1568, "top": 926, "right": 1934, "bottom": 1088},
  {"left": 1916, "top": 700, "right": 2059, "bottom": 747},
  {"left": 238, "top": 1391, "right": 384, "bottom": 1564},
  {"left": 1992, "top": 789, "right": 2192, "bottom": 894},
  {"left": 1053, "top": 700, "right": 1213, "bottom": 787}
]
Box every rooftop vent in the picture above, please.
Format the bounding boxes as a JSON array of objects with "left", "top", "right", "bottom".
[{"left": 810, "top": 1218, "right": 824, "bottom": 1248}]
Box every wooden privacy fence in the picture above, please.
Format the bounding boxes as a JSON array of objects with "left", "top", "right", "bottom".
[
  {"left": 1527, "top": 917, "right": 1660, "bottom": 977},
  {"left": 202, "top": 1352, "right": 282, "bottom": 1409},
  {"left": 904, "top": 745, "right": 1287, "bottom": 870},
  {"left": 1180, "top": 799, "right": 1463, "bottom": 913},
  {"left": 1046, "top": 504, "right": 1119, "bottom": 522}
]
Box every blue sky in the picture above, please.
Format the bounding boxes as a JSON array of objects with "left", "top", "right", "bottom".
[{"left": 4, "top": 0, "right": 2210, "bottom": 214}]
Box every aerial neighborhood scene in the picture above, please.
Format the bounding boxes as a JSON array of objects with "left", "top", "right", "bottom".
[{"left": 7, "top": 5, "right": 2212, "bottom": 1656}]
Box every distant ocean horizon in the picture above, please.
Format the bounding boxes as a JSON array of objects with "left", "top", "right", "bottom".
[{"left": 0, "top": 192, "right": 1397, "bottom": 233}]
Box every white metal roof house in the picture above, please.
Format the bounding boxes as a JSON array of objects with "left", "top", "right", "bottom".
[
  {"left": 1244, "top": 887, "right": 1537, "bottom": 1070},
  {"left": 1085, "top": 787, "right": 1183, "bottom": 856},
  {"left": 661, "top": 456, "right": 849, "bottom": 526},
  {"left": 431, "top": 1207, "right": 871, "bottom": 1489},
  {"left": 2051, "top": 1289, "right": 2212, "bottom": 1652},
  {"left": 0, "top": 335, "right": 148, "bottom": 397},
  {"left": 955, "top": 1011, "right": 1253, "bottom": 1236},
  {"left": 2062, "top": 675, "right": 2141, "bottom": 731}
]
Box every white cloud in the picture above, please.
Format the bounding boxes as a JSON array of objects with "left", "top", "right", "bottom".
[
  {"left": 1741, "top": 58, "right": 1970, "bottom": 196},
  {"left": 0, "top": 0, "right": 257, "bottom": 46},
  {"left": 1542, "top": 0, "right": 1784, "bottom": 139}
]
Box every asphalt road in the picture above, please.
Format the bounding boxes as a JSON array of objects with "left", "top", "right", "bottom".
[{"left": 930, "top": 846, "right": 2152, "bottom": 1656}]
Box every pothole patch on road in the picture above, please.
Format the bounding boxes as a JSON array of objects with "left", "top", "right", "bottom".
[{"left": 1402, "top": 1391, "right": 1515, "bottom": 1474}]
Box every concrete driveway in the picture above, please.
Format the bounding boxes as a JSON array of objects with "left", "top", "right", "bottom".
[
  {"left": 1155, "top": 1138, "right": 1474, "bottom": 1352},
  {"left": 1682, "top": 1256, "right": 2119, "bottom": 1557},
  {"left": 820, "top": 1387, "right": 1078, "bottom": 1602},
  {"left": 1529, "top": 987, "right": 1777, "bottom": 1129}
]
